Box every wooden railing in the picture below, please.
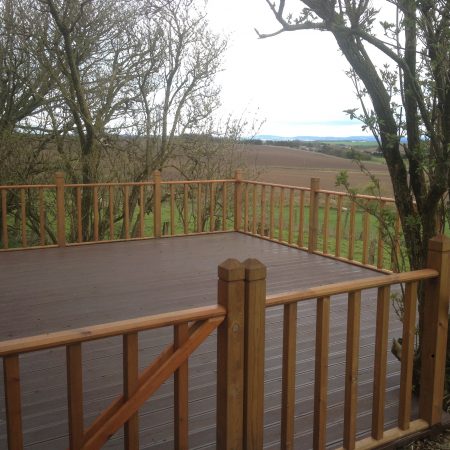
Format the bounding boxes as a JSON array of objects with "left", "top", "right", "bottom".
[
  {"left": 0, "top": 172, "right": 234, "bottom": 250},
  {"left": 1, "top": 236, "right": 449, "bottom": 449},
  {"left": 236, "top": 175, "right": 402, "bottom": 272},
  {"left": 1, "top": 171, "right": 404, "bottom": 274}
]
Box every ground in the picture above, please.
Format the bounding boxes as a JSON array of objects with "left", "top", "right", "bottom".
[{"left": 239, "top": 143, "right": 394, "bottom": 196}]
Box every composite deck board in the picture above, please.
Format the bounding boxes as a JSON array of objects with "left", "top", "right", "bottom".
[{"left": 0, "top": 232, "right": 408, "bottom": 449}]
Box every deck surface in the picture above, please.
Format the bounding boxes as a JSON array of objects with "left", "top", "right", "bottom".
[{"left": 0, "top": 232, "right": 407, "bottom": 449}]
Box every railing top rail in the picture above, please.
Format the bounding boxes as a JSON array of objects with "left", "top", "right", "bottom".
[
  {"left": 0, "top": 184, "right": 56, "bottom": 190},
  {"left": 0, "top": 304, "right": 226, "bottom": 357},
  {"left": 163, "top": 179, "right": 234, "bottom": 185},
  {"left": 317, "top": 188, "right": 395, "bottom": 203},
  {"left": 266, "top": 269, "right": 438, "bottom": 307},
  {"left": 242, "top": 180, "right": 311, "bottom": 191},
  {"left": 65, "top": 181, "right": 156, "bottom": 188}
]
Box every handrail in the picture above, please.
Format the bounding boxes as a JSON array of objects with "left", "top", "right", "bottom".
[
  {"left": 0, "top": 184, "right": 56, "bottom": 189},
  {"left": 266, "top": 268, "right": 438, "bottom": 307},
  {"left": 317, "top": 188, "right": 395, "bottom": 203},
  {"left": 0, "top": 304, "right": 226, "bottom": 356},
  {"left": 242, "top": 179, "right": 311, "bottom": 190}
]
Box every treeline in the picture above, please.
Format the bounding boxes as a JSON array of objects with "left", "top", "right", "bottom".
[
  {"left": 0, "top": 0, "right": 251, "bottom": 242},
  {"left": 0, "top": 0, "right": 239, "bottom": 187}
]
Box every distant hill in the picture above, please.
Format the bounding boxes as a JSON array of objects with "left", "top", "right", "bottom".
[{"left": 253, "top": 135, "right": 377, "bottom": 142}]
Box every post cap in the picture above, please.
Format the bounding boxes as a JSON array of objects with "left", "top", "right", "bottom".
[
  {"left": 218, "top": 259, "right": 245, "bottom": 281},
  {"left": 428, "top": 235, "right": 450, "bottom": 253},
  {"left": 243, "top": 258, "right": 267, "bottom": 281},
  {"left": 235, "top": 169, "right": 243, "bottom": 180}
]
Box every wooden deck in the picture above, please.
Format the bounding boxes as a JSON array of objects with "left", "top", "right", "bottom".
[{"left": 0, "top": 232, "right": 407, "bottom": 449}]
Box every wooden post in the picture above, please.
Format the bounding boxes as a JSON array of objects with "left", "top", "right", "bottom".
[
  {"left": 3, "top": 355, "right": 23, "bottom": 450},
  {"left": 217, "top": 259, "right": 245, "bottom": 450},
  {"left": 419, "top": 235, "right": 450, "bottom": 425},
  {"left": 308, "top": 178, "right": 320, "bottom": 253},
  {"left": 55, "top": 172, "right": 66, "bottom": 247},
  {"left": 243, "top": 259, "right": 266, "bottom": 450},
  {"left": 153, "top": 170, "right": 162, "bottom": 238},
  {"left": 234, "top": 170, "right": 243, "bottom": 231}
]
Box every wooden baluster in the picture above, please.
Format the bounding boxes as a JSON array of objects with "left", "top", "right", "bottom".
[
  {"left": 1, "top": 189, "right": 8, "bottom": 249},
  {"left": 222, "top": 183, "right": 228, "bottom": 231},
  {"left": 109, "top": 186, "right": 114, "bottom": 240},
  {"left": 419, "top": 236, "right": 450, "bottom": 425},
  {"left": 124, "top": 185, "right": 130, "bottom": 239},
  {"left": 348, "top": 201, "right": 356, "bottom": 260},
  {"left": 170, "top": 184, "right": 175, "bottom": 236},
  {"left": 260, "top": 185, "right": 266, "bottom": 236},
  {"left": 392, "top": 215, "right": 401, "bottom": 272},
  {"left": 184, "top": 184, "right": 189, "bottom": 234},
  {"left": 313, "top": 296, "right": 330, "bottom": 450},
  {"left": 323, "top": 193, "right": 330, "bottom": 254},
  {"left": 93, "top": 186, "right": 99, "bottom": 241},
  {"left": 67, "top": 343, "right": 84, "bottom": 450},
  {"left": 269, "top": 186, "right": 275, "bottom": 239},
  {"left": 153, "top": 171, "right": 162, "bottom": 238},
  {"left": 140, "top": 185, "right": 145, "bottom": 238},
  {"left": 398, "top": 282, "right": 418, "bottom": 430},
  {"left": 362, "top": 204, "right": 369, "bottom": 265},
  {"left": 3, "top": 354, "right": 23, "bottom": 450},
  {"left": 288, "top": 189, "right": 294, "bottom": 244},
  {"left": 252, "top": 184, "right": 257, "bottom": 235},
  {"left": 243, "top": 259, "right": 266, "bottom": 449},
  {"left": 308, "top": 178, "right": 320, "bottom": 253},
  {"left": 20, "top": 188, "right": 27, "bottom": 247},
  {"left": 372, "top": 286, "right": 390, "bottom": 440},
  {"left": 39, "top": 188, "right": 45, "bottom": 245},
  {"left": 124, "top": 333, "right": 139, "bottom": 450},
  {"left": 210, "top": 183, "right": 216, "bottom": 232},
  {"left": 297, "top": 191, "right": 305, "bottom": 247},
  {"left": 281, "top": 302, "right": 297, "bottom": 450},
  {"left": 76, "top": 187, "right": 82, "bottom": 243},
  {"left": 217, "top": 259, "right": 245, "bottom": 450},
  {"left": 234, "top": 170, "right": 243, "bottom": 231},
  {"left": 55, "top": 172, "right": 66, "bottom": 247},
  {"left": 377, "top": 201, "right": 385, "bottom": 269},
  {"left": 279, "top": 187, "right": 284, "bottom": 241},
  {"left": 197, "top": 183, "right": 202, "bottom": 233},
  {"left": 335, "top": 196, "right": 343, "bottom": 257},
  {"left": 244, "top": 183, "right": 249, "bottom": 232},
  {"left": 343, "top": 290, "right": 361, "bottom": 450},
  {"left": 175, "top": 323, "right": 189, "bottom": 450}
]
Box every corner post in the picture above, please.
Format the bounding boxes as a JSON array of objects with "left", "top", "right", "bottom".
[
  {"left": 308, "top": 177, "right": 320, "bottom": 253},
  {"left": 55, "top": 172, "right": 66, "bottom": 247},
  {"left": 419, "top": 235, "right": 450, "bottom": 425},
  {"left": 243, "top": 259, "right": 266, "bottom": 450},
  {"left": 153, "top": 170, "right": 162, "bottom": 238},
  {"left": 217, "top": 259, "right": 245, "bottom": 450},
  {"left": 234, "top": 170, "right": 243, "bottom": 231}
]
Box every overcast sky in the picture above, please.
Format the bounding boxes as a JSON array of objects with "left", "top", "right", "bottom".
[{"left": 206, "top": 0, "right": 372, "bottom": 137}]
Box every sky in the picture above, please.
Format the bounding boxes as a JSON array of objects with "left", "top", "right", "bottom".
[{"left": 206, "top": 0, "right": 373, "bottom": 138}]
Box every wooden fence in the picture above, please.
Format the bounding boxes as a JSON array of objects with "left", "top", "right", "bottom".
[
  {"left": 1, "top": 171, "right": 402, "bottom": 272},
  {"left": 1, "top": 236, "right": 449, "bottom": 449}
]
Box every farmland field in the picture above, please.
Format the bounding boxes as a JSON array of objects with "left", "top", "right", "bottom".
[{"left": 239, "top": 144, "right": 394, "bottom": 197}]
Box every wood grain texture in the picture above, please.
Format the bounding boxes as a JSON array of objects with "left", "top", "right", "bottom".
[
  {"left": 313, "top": 296, "right": 330, "bottom": 450},
  {"left": 371, "top": 286, "right": 390, "bottom": 440},
  {"left": 3, "top": 354, "right": 23, "bottom": 450},
  {"left": 281, "top": 302, "right": 297, "bottom": 450},
  {"left": 398, "top": 282, "right": 417, "bottom": 430},
  {"left": 343, "top": 290, "right": 362, "bottom": 450}
]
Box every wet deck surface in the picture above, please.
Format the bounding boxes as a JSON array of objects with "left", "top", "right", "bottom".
[{"left": 0, "top": 232, "right": 407, "bottom": 449}]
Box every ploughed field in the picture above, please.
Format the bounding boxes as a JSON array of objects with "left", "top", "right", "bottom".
[{"left": 240, "top": 144, "right": 393, "bottom": 196}]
